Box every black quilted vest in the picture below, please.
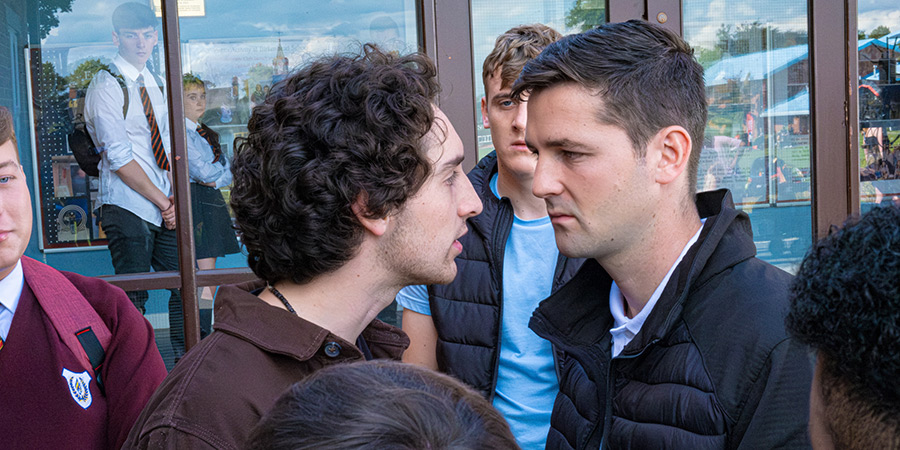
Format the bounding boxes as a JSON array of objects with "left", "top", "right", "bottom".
[
  {"left": 428, "top": 152, "right": 583, "bottom": 398},
  {"left": 530, "top": 190, "right": 812, "bottom": 449}
]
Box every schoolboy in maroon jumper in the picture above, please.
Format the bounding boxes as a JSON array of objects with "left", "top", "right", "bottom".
[{"left": 0, "top": 106, "right": 166, "bottom": 449}]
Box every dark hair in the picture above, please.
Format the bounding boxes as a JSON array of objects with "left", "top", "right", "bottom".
[
  {"left": 511, "top": 20, "right": 707, "bottom": 196},
  {"left": 482, "top": 24, "right": 562, "bottom": 90},
  {"left": 786, "top": 205, "right": 900, "bottom": 448},
  {"left": 247, "top": 361, "right": 520, "bottom": 450},
  {"left": 230, "top": 45, "right": 439, "bottom": 285},
  {"left": 112, "top": 2, "right": 157, "bottom": 32},
  {"left": 0, "top": 106, "right": 15, "bottom": 148}
]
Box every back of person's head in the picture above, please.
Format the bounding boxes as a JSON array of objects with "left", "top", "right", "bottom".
[
  {"left": 0, "top": 106, "right": 16, "bottom": 149},
  {"left": 482, "top": 24, "right": 562, "bottom": 90},
  {"left": 512, "top": 19, "right": 707, "bottom": 195},
  {"left": 786, "top": 205, "right": 900, "bottom": 449},
  {"left": 112, "top": 2, "right": 157, "bottom": 32},
  {"left": 230, "top": 45, "right": 439, "bottom": 285},
  {"left": 247, "top": 360, "right": 519, "bottom": 449}
]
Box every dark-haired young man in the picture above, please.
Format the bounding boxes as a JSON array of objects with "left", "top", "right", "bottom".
[
  {"left": 787, "top": 206, "right": 900, "bottom": 450},
  {"left": 514, "top": 20, "right": 812, "bottom": 449},
  {"left": 398, "top": 24, "right": 582, "bottom": 449},
  {"left": 0, "top": 106, "right": 166, "bottom": 449},
  {"left": 84, "top": 2, "right": 183, "bottom": 355},
  {"left": 125, "top": 46, "right": 482, "bottom": 449},
  {"left": 248, "top": 360, "right": 519, "bottom": 450}
]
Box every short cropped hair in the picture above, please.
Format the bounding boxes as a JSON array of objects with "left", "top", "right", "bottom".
[
  {"left": 0, "top": 106, "right": 16, "bottom": 148},
  {"left": 482, "top": 24, "right": 562, "bottom": 90},
  {"left": 230, "top": 45, "right": 439, "bottom": 285},
  {"left": 182, "top": 72, "right": 204, "bottom": 91},
  {"left": 247, "top": 361, "right": 520, "bottom": 449},
  {"left": 512, "top": 20, "right": 707, "bottom": 195},
  {"left": 112, "top": 2, "right": 157, "bottom": 32},
  {"left": 786, "top": 205, "right": 900, "bottom": 448}
]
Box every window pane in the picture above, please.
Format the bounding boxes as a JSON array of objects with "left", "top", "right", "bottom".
[
  {"left": 684, "top": 1, "right": 812, "bottom": 272},
  {"left": 857, "top": 4, "right": 900, "bottom": 212},
  {"left": 17, "top": 0, "right": 187, "bottom": 360},
  {"left": 470, "top": 0, "right": 606, "bottom": 160},
  {"left": 178, "top": 1, "right": 419, "bottom": 328}
]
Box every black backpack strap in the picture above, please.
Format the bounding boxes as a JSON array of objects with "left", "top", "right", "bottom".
[
  {"left": 105, "top": 66, "right": 129, "bottom": 119},
  {"left": 75, "top": 327, "right": 106, "bottom": 395}
]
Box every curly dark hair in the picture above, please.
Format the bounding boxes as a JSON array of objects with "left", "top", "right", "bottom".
[
  {"left": 786, "top": 205, "right": 900, "bottom": 444},
  {"left": 247, "top": 360, "right": 519, "bottom": 450},
  {"left": 230, "top": 45, "right": 440, "bottom": 285}
]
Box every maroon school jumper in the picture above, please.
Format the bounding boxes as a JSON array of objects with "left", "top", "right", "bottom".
[{"left": 0, "top": 266, "right": 167, "bottom": 449}]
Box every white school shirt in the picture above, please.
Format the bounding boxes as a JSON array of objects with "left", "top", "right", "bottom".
[
  {"left": 85, "top": 54, "right": 171, "bottom": 226},
  {"left": 185, "top": 118, "right": 231, "bottom": 188},
  {"left": 0, "top": 260, "right": 24, "bottom": 342}
]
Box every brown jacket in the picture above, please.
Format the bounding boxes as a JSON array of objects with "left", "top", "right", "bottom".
[{"left": 123, "top": 280, "right": 409, "bottom": 449}]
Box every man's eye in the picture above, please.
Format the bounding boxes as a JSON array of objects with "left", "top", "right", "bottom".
[
  {"left": 499, "top": 100, "right": 515, "bottom": 108},
  {"left": 0, "top": 176, "right": 11, "bottom": 184},
  {"left": 562, "top": 151, "right": 582, "bottom": 161},
  {"left": 446, "top": 170, "right": 459, "bottom": 185}
]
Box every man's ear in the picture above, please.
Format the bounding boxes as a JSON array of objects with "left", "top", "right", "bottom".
[
  {"left": 481, "top": 96, "right": 491, "bottom": 129},
  {"left": 351, "top": 193, "right": 388, "bottom": 237},
  {"left": 652, "top": 125, "right": 692, "bottom": 186},
  {"left": 112, "top": 31, "right": 120, "bottom": 46}
]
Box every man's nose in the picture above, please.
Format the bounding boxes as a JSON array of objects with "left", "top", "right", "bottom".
[
  {"left": 532, "top": 154, "right": 562, "bottom": 199},
  {"left": 512, "top": 102, "right": 527, "bottom": 132},
  {"left": 459, "top": 173, "right": 483, "bottom": 219}
]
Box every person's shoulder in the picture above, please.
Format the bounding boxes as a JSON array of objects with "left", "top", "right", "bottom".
[
  {"left": 682, "top": 255, "right": 794, "bottom": 358},
  {"left": 50, "top": 270, "right": 151, "bottom": 336},
  {"left": 128, "top": 422, "right": 232, "bottom": 450},
  {"left": 86, "top": 68, "right": 121, "bottom": 90},
  {"left": 689, "top": 256, "right": 791, "bottom": 316}
]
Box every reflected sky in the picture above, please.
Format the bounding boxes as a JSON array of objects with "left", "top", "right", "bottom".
[{"left": 40, "top": 0, "right": 417, "bottom": 87}]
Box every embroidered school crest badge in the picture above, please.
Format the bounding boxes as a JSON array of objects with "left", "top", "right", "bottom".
[{"left": 62, "top": 368, "right": 93, "bottom": 409}]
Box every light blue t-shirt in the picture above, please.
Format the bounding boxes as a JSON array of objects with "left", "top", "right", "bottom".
[{"left": 397, "top": 173, "right": 559, "bottom": 449}]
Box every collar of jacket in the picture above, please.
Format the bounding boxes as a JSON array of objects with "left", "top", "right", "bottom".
[
  {"left": 467, "top": 151, "right": 502, "bottom": 237},
  {"left": 213, "top": 280, "right": 409, "bottom": 362},
  {"left": 529, "top": 189, "right": 757, "bottom": 356}
]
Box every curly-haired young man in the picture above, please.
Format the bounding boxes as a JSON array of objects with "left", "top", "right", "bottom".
[
  {"left": 787, "top": 206, "right": 900, "bottom": 450},
  {"left": 124, "top": 46, "right": 482, "bottom": 449},
  {"left": 397, "top": 24, "right": 583, "bottom": 449},
  {"left": 514, "top": 20, "right": 812, "bottom": 449}
]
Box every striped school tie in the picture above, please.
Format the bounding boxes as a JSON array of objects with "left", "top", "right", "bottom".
[
  {"left": 137, "top": 74, "right": 170, "bottom": 171},
  {"left": 196, "top": 124, "right": 221, "bottom": 163}
]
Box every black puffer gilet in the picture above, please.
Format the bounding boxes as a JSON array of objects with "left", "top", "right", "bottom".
[{"left": 428, "top": 152, "right": 583, "bottom": 398}]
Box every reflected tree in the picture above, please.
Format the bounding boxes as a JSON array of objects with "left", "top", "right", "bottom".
[
  {"left": 869, "top": 25, "right": 891, "bottom": 40},
  {"left": 38, "top": 0, "right": 75, "bottom": 40},
  {"left": 68, "top": 58, "right": 113, "bottom": 90},
  {"left": 565, "top": 0, "right": 605, "bottom": 32}
]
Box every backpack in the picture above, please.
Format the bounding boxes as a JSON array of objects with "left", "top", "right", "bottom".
[
  {"left": 67, "top": 65, "right": 164, "bottom": 177},
  {"left": 20, "top": 256, "right": 112, "bottom": 394}
]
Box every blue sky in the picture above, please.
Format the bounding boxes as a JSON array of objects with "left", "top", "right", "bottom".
[
  {"left": 42, "top": 0, "right": 418, "bottom": 86},
  {"left": 38, "top": 0, "right": 900, "bottom": 88}
]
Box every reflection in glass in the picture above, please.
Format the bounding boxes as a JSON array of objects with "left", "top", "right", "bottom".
[
  {"left": 470, "top": 0, "right": 605, "bottom": 160},
  {"left": 182, "top": 73, "right": 240, "bottom": 303},
  {"left": 178, "top": 1, "right": 420, "bottom": 327},
  {"left": 136, "top": 288, "right": 184, "bottom": 370},
  {"left": 684, "top": 1, "right": 812, "bottom": 271},
  {"left": 857, "top": 4, "right": 900, "bottom": 211},
  {"left": 178, "top": 1, "right": 420, "bottom": 273}
]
